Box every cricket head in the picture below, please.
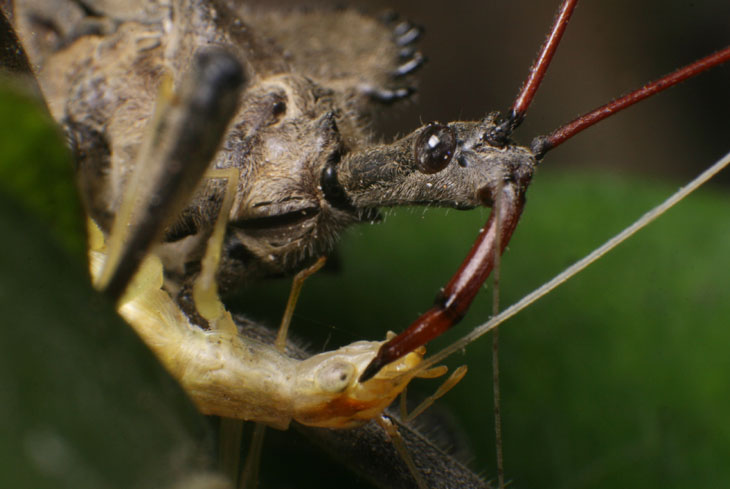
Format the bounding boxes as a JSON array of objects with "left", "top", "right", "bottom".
[{"left": 290, "top": 334, "right": 425, "bottom": 429}]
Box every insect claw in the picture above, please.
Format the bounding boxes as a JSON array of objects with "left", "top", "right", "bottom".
[
  {"left": 392, "top": 20, "right": 412, "bottom": 37},
  {"left": 364, "top": 86, "right": 416, "bottom": 104},
  {"left": 392, "top": 52, "right": 427, "bottom": 78},
  {"left": 395, "top": 25, "right": 423, "bottom": 46}
]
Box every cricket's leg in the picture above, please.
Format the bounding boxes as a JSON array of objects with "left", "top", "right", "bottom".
[
  {"left": 376, "top": 415, "right": 428, "bottom": 489},
  {"left": 402, "top": 365, "right": 468, "bottom": 424},
  {"left": 238, "top": 423, "right": 267, "bottom": 489},
  {"left": 274, "top": 256, "right": 327, "bottom": 352},
  {"left": 191, "top": 166, "right": 240, "bottom": 334}
]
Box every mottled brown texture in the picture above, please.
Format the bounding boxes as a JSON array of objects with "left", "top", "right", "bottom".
[{"left": 14, "top": 0, "right": 535, "bottom": 295}]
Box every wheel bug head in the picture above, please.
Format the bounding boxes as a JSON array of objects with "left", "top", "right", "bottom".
[
  {"left": 53, "top": 0, "right": 535, "bottom": 297},
  {"left": 333, "top": 115, "right": 535, "bottom": 210}
]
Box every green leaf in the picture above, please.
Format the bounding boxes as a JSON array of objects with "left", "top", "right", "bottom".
[{"left": 0, "top": 83, "right": 85, "bottom": 258}]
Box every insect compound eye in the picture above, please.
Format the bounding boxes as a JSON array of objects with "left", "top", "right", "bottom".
[
  {"left": 272, "top": 100, "right": 286, "bottom": 118},
  {"left": 269, "top": 97, "right": 287, "bottom": 125},
  {"left": 414, "top": 122, "right": 456, "bottom": 174},
  {"left": 315, "top": 359, "right": 356, "bottom": 393}
]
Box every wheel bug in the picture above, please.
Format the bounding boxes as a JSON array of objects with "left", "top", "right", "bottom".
[{"left": 5, "top": 0, "right": 728, "bottom": 486}]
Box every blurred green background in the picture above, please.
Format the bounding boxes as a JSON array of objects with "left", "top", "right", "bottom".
[{"left": 2, "top": 0, "right": 730, "bottom": 488}]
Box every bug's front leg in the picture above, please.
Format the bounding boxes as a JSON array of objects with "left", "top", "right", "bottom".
[{"left": 96, "top": 47, "right": 246, "bottom": 302}]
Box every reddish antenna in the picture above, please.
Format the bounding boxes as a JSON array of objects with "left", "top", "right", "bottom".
[
  {"left": 488, "top": 0, "right": 579, "bottom": 145},
  {"left": 531, "top": 45, "right": 730, "bottom": 158}
]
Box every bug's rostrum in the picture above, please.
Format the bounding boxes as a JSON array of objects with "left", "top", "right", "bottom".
[{"left": 361, "top": 168, "right": 532, "bottom": 383}]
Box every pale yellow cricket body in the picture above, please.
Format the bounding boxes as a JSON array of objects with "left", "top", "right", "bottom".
[{"left": 88, "top": 223, "right": 425, "bottom": 430}]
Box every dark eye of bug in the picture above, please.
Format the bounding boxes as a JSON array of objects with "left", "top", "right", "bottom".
[
  {"left": 414, "top": 122, "right": 456, "bottom": 174},
  {"left": 272, "top": 100, "right": 287, "bottom": 121}
]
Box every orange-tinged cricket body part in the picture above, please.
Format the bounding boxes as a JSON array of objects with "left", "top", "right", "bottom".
[{"left": 89, "top": 235, "right": 424, "bottom": 430}]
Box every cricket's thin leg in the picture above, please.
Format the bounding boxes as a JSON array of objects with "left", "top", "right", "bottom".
[
  {"left": 97, "top": 48, "right": 246, "bottom": 302},
  {"left": 398, "top": 364, "right": 448, "bottom": 420},
  {"left": 219, "top": 418, "right": 245, "bottom": 485},
  {"left": 239, "top": 423, "right": 267, "bottom": 489},
  {"left": 218, "top": 256, "right": 326, "bottom": 488},
  {"left": 274, "top": 256, "right": 327, "bottom": 352},
  {"left": 376, "top": 416, "right": 428, "bottom": 489},
  {"left": 191, "top": 166, "right": 240, "bottom": 334},
  {"left": 491, "top": 181, "right": 506, "bottom": 489},
  {"left": 403, "top": 366, "right": 468, "bottom": 424}
]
